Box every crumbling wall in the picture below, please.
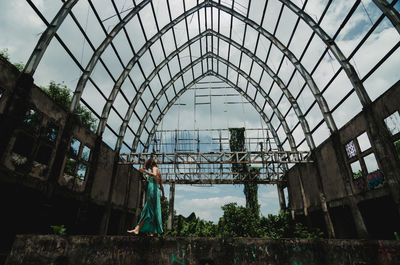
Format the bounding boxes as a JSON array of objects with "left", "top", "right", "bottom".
[{"left": 6, "top": 235, "right": 400, "bottom": 265}]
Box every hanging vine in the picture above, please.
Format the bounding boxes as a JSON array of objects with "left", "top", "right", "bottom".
[{"left": 229, "top": 128, "right": 259, "bottom": 216}]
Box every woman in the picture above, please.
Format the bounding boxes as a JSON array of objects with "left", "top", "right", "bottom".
[{"left": 128, "top": 157, "right": 166, "bottom": 236}]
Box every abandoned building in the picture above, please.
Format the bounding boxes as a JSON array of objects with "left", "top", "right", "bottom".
[{"left": 1, "top": 0, "right": 400, "bottom": 264}]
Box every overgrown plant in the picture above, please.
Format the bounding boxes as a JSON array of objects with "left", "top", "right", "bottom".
[
  {"left": 50, "top": 225, "right": 66, "bottom": 236},
  {"left": 161, "top": 202, "right": 325, "bottom": 239},
  {"left": 41, "top": 81, "right": 97, "bottom": 131},
  {"left": 0, "top": 48, "right": 25, "bottom": 71},
  {"left": 229, "top": 128, "right": 259, "bottom": 216}
]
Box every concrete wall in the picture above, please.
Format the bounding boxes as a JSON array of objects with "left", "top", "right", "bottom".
[
  {"left": 0, "top": 51, "right": 144, "bottom": 263},
  {"left": 6, "top": 235, "right": 400, "bottom": 265},
  {"left": 90, "top": 142, "right": 115, "bottom": 202}
]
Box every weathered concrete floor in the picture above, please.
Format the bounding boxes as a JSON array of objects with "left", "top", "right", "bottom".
[{"left": 5, "top": 235, "right": 400, "bottom": 265}]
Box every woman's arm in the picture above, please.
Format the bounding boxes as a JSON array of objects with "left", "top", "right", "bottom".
[
  {"left": 138, "top": 168, "right": 158, "bottom": 178},
  {"left": 159, "top": 176, "right": 166, "bottom": 201}
]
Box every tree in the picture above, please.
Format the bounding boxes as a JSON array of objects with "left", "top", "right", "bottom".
[
  {"left": 41, "top": 81, "right": 97, "bottom": 131},
  {"left": 0, "top": 48, "right": 24, "bottom": 71},
  {"left": 218, "top": 203, "right": 260, "bottom": 237}
]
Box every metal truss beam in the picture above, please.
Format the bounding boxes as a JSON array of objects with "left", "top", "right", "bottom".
[
  {"left": 24, "top": 0, "right": 78, "bottom": 75},
  {"left": 120, "top": 151, "right": 311, "bottom": 165},
  {"left": 161, "top": 178, "right": 284, "bottom": 185}
]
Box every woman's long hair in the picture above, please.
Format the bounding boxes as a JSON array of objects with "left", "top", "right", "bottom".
[{"left": 144, "top": 156, "right": 157, "bottom": 170}]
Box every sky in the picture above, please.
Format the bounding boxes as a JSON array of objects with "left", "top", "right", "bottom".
[{"left": 1, "top": 0, "right": 399, "bottom": 223}]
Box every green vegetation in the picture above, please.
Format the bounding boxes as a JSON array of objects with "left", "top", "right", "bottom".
[
  {"left": 0, "top": 48, "right": 24, "bottom": 71},
  {"left": 353, "top": 170, "right": 363, "bottom": 180},
  {"left": 229, "top": 128, "right": 259, "bottom": 216},
  {"left": 41, "top": 81, "right": 97, "bottom": 131},
  {"left": 162, "top": 202, "right": 324, "bottom": 239},
  {"left": 50, "top": 225, "right": 66, "bottom": 235}
]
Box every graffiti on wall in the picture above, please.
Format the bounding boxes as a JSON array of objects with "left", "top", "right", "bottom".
[
  {"left": 367, "top": 171, "right": 384, "bottom": 190},
  {"left": 353, "top": 177, "right": 366, "bottom": 191},
  {"left": 171, "top": 249, "right": 185, "bottom": 264},
  {"left": 111, "top": 247, "right": 135, "bottom": 265}
]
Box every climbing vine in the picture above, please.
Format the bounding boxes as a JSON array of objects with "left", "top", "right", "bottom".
[{"left": 229, "top": 128, "right": 259, "bottom": 216}]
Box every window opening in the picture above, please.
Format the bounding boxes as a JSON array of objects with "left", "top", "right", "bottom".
[
  {"left": 384, "top": 111, "right": 400, "bottom": 136},
  {"left": 23, "top": 109, "right": 42, "bottom": 133},
  {"left": 62, "top": 138, "right": 91, "bottom": 191},
  {"left": 345, "top": 140, "right": 357, "bottom": 158},
  {"left": 357, "top": 132, "right": 371, "bottom": 153}
]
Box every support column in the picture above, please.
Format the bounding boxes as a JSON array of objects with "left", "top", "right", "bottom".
[
  {"left": 330, "top": 132, "right": 369, "bottom": 238},
  {"left": 167, "top": 182, "right": 175, "bottom": 230},
  {"left": 310, "top": 152, "right": 336, "bottom": 238},
  {"left": 99, "top": 152, "right": 120, "bottom": 235},
  {"left": 277, "top": 184, "right": 286, "bottom": 210}
]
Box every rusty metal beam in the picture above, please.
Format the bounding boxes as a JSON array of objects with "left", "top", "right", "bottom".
[{"left": 119, "top": 150, "right": 311, "bottom": 165}]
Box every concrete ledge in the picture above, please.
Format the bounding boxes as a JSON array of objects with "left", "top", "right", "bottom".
[{"left": 5, "top": 235, "right": 400, "bottom": 265}]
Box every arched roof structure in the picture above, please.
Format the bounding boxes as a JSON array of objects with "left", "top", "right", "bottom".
[{"left": 21, "top": 0, "right": 400, "bottom": 154}]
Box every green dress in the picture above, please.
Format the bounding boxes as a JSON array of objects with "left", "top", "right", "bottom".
[{"left": 138, "top": 176, "right": 163, "bottom": 234}]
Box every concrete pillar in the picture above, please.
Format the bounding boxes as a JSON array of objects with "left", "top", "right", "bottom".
[
  {"left": 99, "top": 152, "right": 120, "bottom": 235},
  {"left": 330, "top": 132, "right": 369, "bottom": 238},
  {"left": 349, "top": 197, "right": 369, "bottom": 238},
  {"left": 310, "top": 152, "right": 336, "bottom": 238},
  {"left": 277, "top": 184, "right": 286, "bottom": 210},
  {"left": 167, "top": 182, "right": 175, "bottom": 230}
]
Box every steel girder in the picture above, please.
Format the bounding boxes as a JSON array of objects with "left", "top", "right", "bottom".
[
  {"left": 71, "top": 1, "right": 337, "bottom": 140},
  {"left": 120, "top": 150, "right": 312, "bottom": 165},
  {"left": 23, "top": 0, "right": 78, "bottom": 75},
  {"left": 69, "top": 0, "right": 152, "bottom": 112},
  {"left": 110, "top": 30, "right": 315, "bottom": 152},
  {"left": 372, "top": 0, "right": 400, "bottom": 35},
  {"left": 127, "top": 52, "right": 296, "bottom": 152}
]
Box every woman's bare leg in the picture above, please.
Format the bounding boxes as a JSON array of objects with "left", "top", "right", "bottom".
[{"left": 127, "top": 220, "right": 145, "bottom": 235}]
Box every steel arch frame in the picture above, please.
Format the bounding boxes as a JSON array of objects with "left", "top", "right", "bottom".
[
  {"left": 275, "top": 0, "right": 372, "bottom": 106},
  {"left": 69, "top": 0, "right": 152, "bottom": 112},
  {"left": 143, "top": 68, "right": 288, "bottom": 154},
  {"left": 103, "top": 30, "right": 315, "bottom": 151},
  {"left": 26, "top": 0, "right": 400, "bottom": 113},
  {"left": 372, "top": 0, "right": 400, "bottom": 35},
  {"left": 128, "top": 52, "right": 295, "bottom": 152},
  {"left": 142, "top": 68, "right": 284, "bottom": 153},
  {"left": 70, "top": 1, "right": 338, "bottom": 136},
  {"left": 23, "top": 0, "right": 79, "bottom": 75},
  {"left": 22, "top": 0, "right": 400, "bottom": 151}
]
